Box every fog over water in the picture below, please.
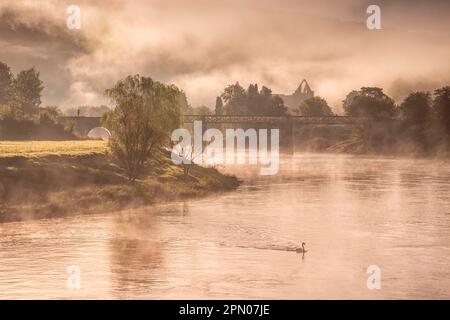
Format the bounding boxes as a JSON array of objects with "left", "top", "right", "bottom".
[{"left": 1, "top": 154, "right": 449, "bottom": 299}]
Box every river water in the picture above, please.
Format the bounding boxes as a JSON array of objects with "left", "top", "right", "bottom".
[{"left": 1, "top": 154, "right": 450, "bottom": 299}]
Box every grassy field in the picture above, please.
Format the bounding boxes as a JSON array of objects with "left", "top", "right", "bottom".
[
  {"left": 0, "top": 142, "right": 239, "bottom": 223},
  {"left": 0, "top": 140, "right": 108, "bottom": 157}
]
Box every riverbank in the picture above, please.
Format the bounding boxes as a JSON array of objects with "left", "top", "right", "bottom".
[
  {"left": 327, "top": 136, "right": 450, "bottom": 158},
  {"left": 0, "top": 143, "right": 239, "bottom": 223}
]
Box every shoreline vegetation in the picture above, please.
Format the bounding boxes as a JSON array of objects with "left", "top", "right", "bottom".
[
  {"left": 0, "top": 141, "right": 239, "bottom": 223},
  {"left": 0, "top": 61, "right": 449, "bottom": 223}
]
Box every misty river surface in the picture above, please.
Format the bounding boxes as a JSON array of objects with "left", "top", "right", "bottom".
[{"left": 1, "top": 154, "right": 450, "bottom": 299}]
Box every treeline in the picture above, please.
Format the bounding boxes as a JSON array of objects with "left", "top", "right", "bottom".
[
  {"left": 0, "top": 61, "right": 76, "bottom": 140},
  {"left": 0, "top": 62, "right": 43, "bottom": 117},
  {"left": 0, "top": 62, "right": 114, "bottom": 139},
  {"left": 213, "top": 82, "right": 450, "bottom": 155},
  {"left": 212, "top": 82, "right": 332, "bottom": 116},
  {"left": 341, "top": 86, "right": 450, "bottom": 155},
  {"left": 214, "top": 82, "right": 287, "bottom": 116},
  {"left": 1, "top": 57, "right": 449, "bottom": 155}
]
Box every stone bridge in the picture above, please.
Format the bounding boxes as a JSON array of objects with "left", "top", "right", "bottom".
[
  {"left": 67, "top": 114, "right": 369, "bottom": 136},
  {"left": 182, "top": 115, "right": 370, "bottom": 153},
  {"left": 64, "top": 116, "right": 102, "bottom": 136},
  {"left": 65, "top": 115, "right": 371, "bottom": 153}
]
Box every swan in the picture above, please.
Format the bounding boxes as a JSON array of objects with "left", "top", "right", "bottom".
[{"left": 295, "top": 242, "right": 307, "bottom": 253}]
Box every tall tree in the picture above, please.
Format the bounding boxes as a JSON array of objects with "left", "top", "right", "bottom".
[
  {"left": 177, "top": 90, "right": 190, "bottom": 114},
  {"left": 432, "top": 86, "right": 450, "bottom": 143},
  {"left": 399, "top": 92, "right": 430, "bottom": 126},
  {"left": 214, "top": 96, "right": 223, "bottom": 114},
  {"left": 246, "top": 83, "right": 259, "bottom": 114},
  {"left": 0, "top": 61, "right": 13, "bottom": 105},
  {"left": 343, "top": 87, "right": 395, "bottom": 118},
  {"left": 297, "top": 96, "right": 334, "bottom": 117},
  {"left": 268, "top": 95, "right": 287, "bottom": 116},
  {"left": 399, "top": 91, "right": 431, "bottom": 150},
  {"left": 105, "top": 75, "right": 182, "bottom": 180},
  {"left": 14, "top": 68, "right": 44, "bottom": 115},
  {"left": 221, "top": 82, "right": 246, "bottom": 115},
  {"left": 219, "top": 82, "right": 287, "bottom": 116}
]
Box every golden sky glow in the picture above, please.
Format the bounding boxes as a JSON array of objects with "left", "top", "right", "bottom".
[{"left": 0, "top": 0, "right": 449, "bottom": 112}]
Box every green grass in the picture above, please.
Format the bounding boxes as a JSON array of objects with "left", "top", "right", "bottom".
[
  {"left": 0, "top": 140, "right": 107, "bottom": 157},
  {"left": 0, "top": 147, "right": 240, "bottom": 223}
]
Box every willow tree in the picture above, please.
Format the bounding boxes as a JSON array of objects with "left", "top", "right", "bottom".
[{"left": 105, "top": 75, "right": 182, "bottom": 181}]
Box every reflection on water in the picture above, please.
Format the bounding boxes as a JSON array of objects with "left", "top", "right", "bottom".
[{"left": 1, "top": 154, "right": 450, "bottom": 299}]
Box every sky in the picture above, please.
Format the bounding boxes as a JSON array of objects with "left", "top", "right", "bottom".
[{"left": 0, "top": 0, "right": 449, "bottom": 113}]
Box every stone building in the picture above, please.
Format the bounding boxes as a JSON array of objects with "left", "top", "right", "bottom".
[{"left": 275, "top": 79, "right": 314, "bottom": 113}]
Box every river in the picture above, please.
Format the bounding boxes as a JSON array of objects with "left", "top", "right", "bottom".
[{"left": 1, "top": 153, "right": 450, "bottom": 299}]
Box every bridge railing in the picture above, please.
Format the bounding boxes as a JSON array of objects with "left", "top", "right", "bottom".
[{"left": 182, "top": 115, "right": 370, "bottom": 124}]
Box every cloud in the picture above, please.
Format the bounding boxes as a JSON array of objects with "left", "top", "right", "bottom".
[
  {"left": 0, "top": 1, "right": 89, "bottom": 53},
  {"left": 0, "top": 0, "right": 449, "bottom": 112},
  {"left": 387, "top": 78, "right": 443, "bottom": 102}
]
